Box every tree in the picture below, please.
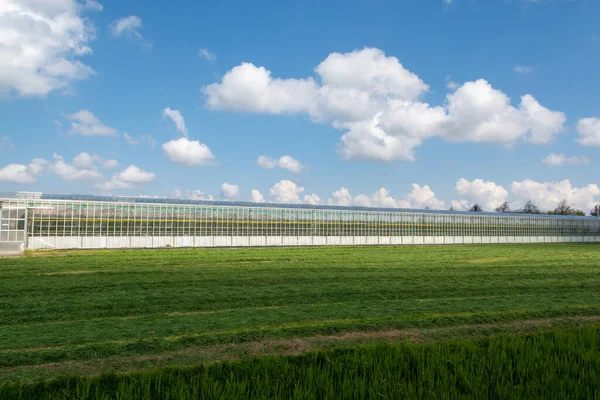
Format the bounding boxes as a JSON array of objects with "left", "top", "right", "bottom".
[
  {"left": 591, "top": 204, "right": 600, "bottom": 217},
  {"left": 495, "top": 201, "right": 511, "bottom": 213},
  {"left": 522, "top": 200, "right": 540, "bottom": 214},
  {"left": 469, "top": 204, "right": 483, "bottom": 212},
  {"left": 553, "top": 199, "right": 572, "bottom": 215}
]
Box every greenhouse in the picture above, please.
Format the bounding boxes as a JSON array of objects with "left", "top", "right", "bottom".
[{"left": 1, "top": 192, "right": 599, "bottom": 251}]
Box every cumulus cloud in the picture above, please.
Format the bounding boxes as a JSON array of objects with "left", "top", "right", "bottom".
[
  {"left": 221, "top": 183, "right": 239, "bottom": 200},
  {"left": 163, "top": 108, "right": 188, "bottom": 136},
  {"left": 445, "top": 75, "right": 460, "bottom": 90},
  {"left": 250, "top": 189, "right": 265, "bottom": 203},
  {"left": 542, "top": 153, "right": 589, "bottom": 167},
  {"left": 172, "top": 189, "right": 213, "bottom": 201},
  {"left": 329, "top": 187, "right": 354, "bottom": 206},
  {"left": 448, "top": 178, "right": 600, "bottom": 212},
  {"left": 52, "top": 153, "right": 98, "bottom": 181},
  {"left": 511, "top": 179, "right": 600, "bottom": 212},
  {"left": 303, "top": 193, "right": 321, "bottom": 205},
  {"left": 397, "top": 184, "right": 447, "bottom": 209},
  {"left": 453, "top": 178, "right": 509, "bottom": 211},
  {"left": 257, "top": 155, "right": 304, "bottom": 173},
  {"left": 257, "top": 155, "right": 277, "bottom": 169},
  {"left": 51, "top": 152, "right": 118, "bottom": 182},
  {"left": 162, "top": 138, "right": 215, "bottom": 166},
  {"left": 124, "top": 133, "right": 157, "bottom": 147},
  {"left": 199, "top": 48, "right": 217, "bottom": 62},
  {"left": 0, "top": 0, "right": 98, "bottom": 96},
  {"left": 327, "top": 184, "right": 445, "bottom": 210},
  {"left": 0, "top": 158, "right": 47, "bottom": 184},
  {"left": 95, "top": 165, "right": 155, "bottom": 191},
  {"left": 67, "top": 110, "right": 117, "bottom": 136},
  {"left": 451, "top": 200, "right": 471, "bottom": 211},
  {"left": 204, "top": 48, "right": 566, "bottom": 161},
  {"left": 269, "top": 180, "right": 305, "bottom": 204},
  {"left": 577, "top": 118, "right": 600, "bottom": 147},
  {"left": 110, "top": 15, "right": 142, "bottom": 38}
]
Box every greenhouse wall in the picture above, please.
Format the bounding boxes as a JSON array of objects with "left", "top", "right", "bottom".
[{"left": 1, "top": 194, "right": 599, "bottom": 251}]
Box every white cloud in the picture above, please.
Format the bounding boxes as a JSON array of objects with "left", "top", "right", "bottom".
[
  {"left": 328, "top": 187, "right": 354, "bottom": 206},
  {"left": 277, "top": 156, "right": 304, "bottom": 174},
  {"left": 451, "top": 200, "right": 470, "bottom": 211},
  {"left": 397, "top": 184, "right": 447, "bottom": 209},
  {"left": 327, "top": 184, "right": 445, "bottom": 210},
  {"left": 204, "top": 63, "right": 319, "bottom": 114},
  {"left": 511, "top": 179, "right": 600, "bottom": 212},
  {"left": 441, "top": 81, "right": 565, "bottom": 145},
  {"left": 0, "top": 158, "right": 47, "bottom": 184},
  {"left": 303, "top": 193, "right": 321, "bottom": 205},
  {"left": 172, "top": 189, "right": 213, "bottom": 201},
  {"left": 221, "top": 183, "right": 239, "bottom": 200},
  {"left": 269, "top": 180, "right": 305, "bottom": 204},
  {"left": 453, "top": 178, "right": 509, "bottom": 211},
  {"left": 123, "top": 133, "right": 157, "bottom": 147},
  {"left": 67, "top": 110, "right": 117, "bottom": 136},
  {"left": 250, "top": 189, "right": 265, "bottom": 203},
  {"left": 99, "top": 158, "right": 119, "bottom": 169},
  {"left": 0, "top": 137, "right": 14, "bottom": 151},
  {"left": 110, "top": 15, "right": 142, "bottom": 38},
  {"left": 514, "top": 65, "right": 534, "bottom": 74},
  {"left": 52, "top": 153, "right": 102, "bottom": 181},
  {"left": 95, "top": 165, "right": 155, "bottom": 191},
  {"left": 199, "top": 48, "right": 217, "bottom": 62},
  {"left": 542, "top": 153, "right": 589, "bottom": 167},
  {"left": 123, "top": 133, "right": 138, "bottom": 145},
  {"left": 257, "top": 155, "right": 304, "bottom": 173},
  {"left": 445, "top": 75, "right": 459, "bottom": 90},
  {"left": 577, "top": 118, "right": 600, "bottom": 147},
  {"left": 204, "top": 48, "right": 565, "bottom": 161},
  {"left": 163, "top": 108, "right": 188, "bottom": 136},
  {"left": 162, "top": 138, "right": 215, "bottom": 166},
  {"left": 82, "top": 0, "right": 103, "bottom": 11},
  {"left": 0, "top": 0, "right": 98, "bottom": 96},
  {"left": 52, "top": 152, "right": 118, "bottom": 181},
  {"left": 257, "top": 155, "right": 277, "bottom": 169}
]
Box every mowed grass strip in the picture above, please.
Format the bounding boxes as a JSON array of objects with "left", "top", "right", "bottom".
[
  {"left": 0, "top": 244, "right": 599, "bottom": 376},
  {"left": 1, "top": 327, "right": 599, "bottom": 400}
]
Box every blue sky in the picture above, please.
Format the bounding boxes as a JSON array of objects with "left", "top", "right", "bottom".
[{"left": 1, "top": 0, "right": 600, "bottom": 212}]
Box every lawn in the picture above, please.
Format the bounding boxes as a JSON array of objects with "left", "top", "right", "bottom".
[{"left": 1, "top": 244, "right": 599, "bottom": 389}]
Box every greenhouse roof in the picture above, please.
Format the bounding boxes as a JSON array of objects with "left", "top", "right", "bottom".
[{"left": 1, "top": 192, "right": 598, "bottom": 220}]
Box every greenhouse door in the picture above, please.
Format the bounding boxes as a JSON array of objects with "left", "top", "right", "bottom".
[{"left": 0, "top": 207, "right": 27, "bottom": 253}]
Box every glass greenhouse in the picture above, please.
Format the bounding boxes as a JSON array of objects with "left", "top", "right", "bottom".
[{"left": 1, "top": 192, "right": 599, "bottom": 251}]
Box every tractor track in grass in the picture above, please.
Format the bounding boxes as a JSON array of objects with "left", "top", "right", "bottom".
[{"left": 2, "top": 315, "right": 600, "bottom": 383}]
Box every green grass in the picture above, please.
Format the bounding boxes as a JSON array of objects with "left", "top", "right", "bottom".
[
  {"left": 2, "top": 327, "right": 599, "bottom": 399},
  {"left": 0, "top": 244, "right": 599, "bottom": 386}
]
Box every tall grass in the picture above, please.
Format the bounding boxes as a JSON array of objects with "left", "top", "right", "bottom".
[{"left": 2, "top": 327, "right": 599, "bottom": 399}]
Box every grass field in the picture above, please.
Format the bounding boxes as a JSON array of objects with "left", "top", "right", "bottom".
[{"left": 1, "top": 244, "right": 600, "bottom": 397}]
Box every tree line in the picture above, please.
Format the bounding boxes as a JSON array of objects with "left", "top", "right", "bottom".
[{"left": 459, "top": 200, "right": 600, "bottom": 217}]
